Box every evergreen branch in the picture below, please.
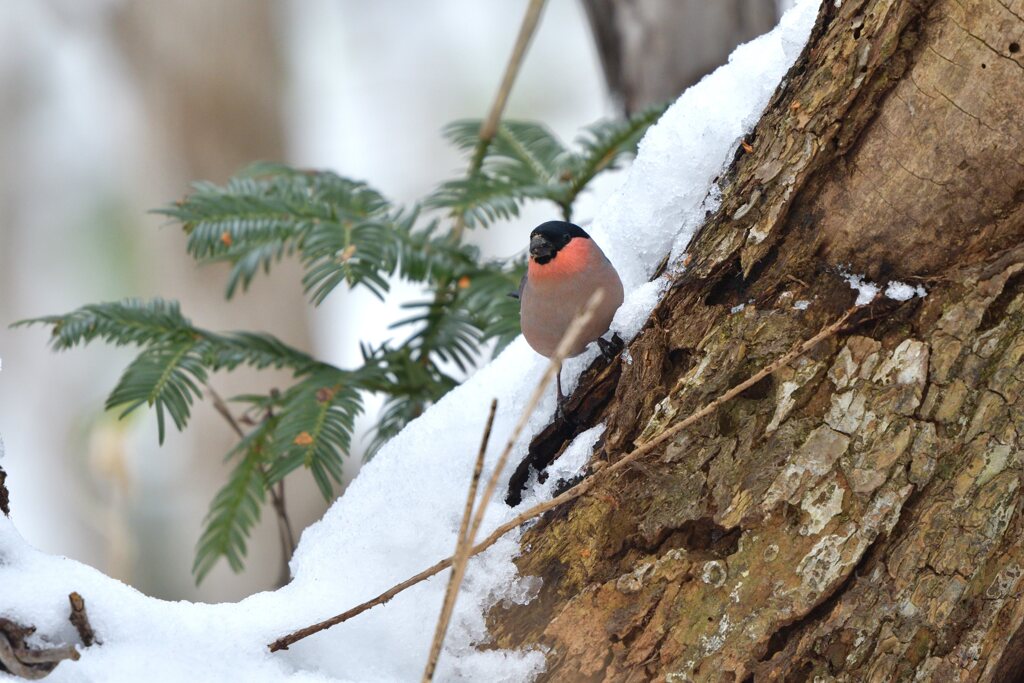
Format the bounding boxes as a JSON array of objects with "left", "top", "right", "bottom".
[
  {"left": 203, "top": 331, "right": 320, "bottom": 373},
  {"left": 492, "top": 121, "right": 564, "bottom": 182},
  {"left": 429, "top": 107, "right": 662, "bottom": 227},
  {"left": 359, "top": 343, "right": 457, "bottom": 460},
  {"left": 207, "top": 384, "right": 295, "bottom": 585},
  {"left": 429, "top": 120, "right": 569, "bottom": 228},
  {"left": 193, "top": 419, "right": 274, "bottom": 582},
  {"left": 425, "top": 176, "right": 530, "bottom": 229},
  {"left": 15, "top": 299, "right": 320, "bottom": 373},
  {"left": 160, "top": 163, "right": 495, "bottom": 303},
  {"left": 455, "top": 261, "right": 526, "bottom": 353},
  {"left": 17, "top": 299, "right": 332, "bottom": 442},
  {"left": 106, "top": 343, "right": 206, "bottom": 444},
  {"left": 556, "top": 103, "right": 667, "bottom": 213},
  {"left": 158, "top": 164, "right": 400, "bottom": 300},
  {"left": 14, "top": 298, "right": 194, "bottom": 350},
  {"left": 265, "top": 376, "right": 363, "bottom": 499}
]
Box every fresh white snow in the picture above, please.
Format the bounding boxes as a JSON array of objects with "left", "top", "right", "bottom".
[
  {"left": 884, "top": 280, "right": 927, "bottom": 301},
  {"left": 843, "top": 271, "right": 881, "bottom": 306},
  {"left": 0, "top": 1, "right": 822, "bottom": 681},
  {"left": 844, "top": 270, "right": 928, "bottom": 306}
]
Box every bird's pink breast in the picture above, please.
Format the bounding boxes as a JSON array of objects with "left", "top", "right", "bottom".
[
  {"left": 528, "top": 237, "right": 592, "bottom": 281},
  {"left": 521, "top": 240, "right": 624, "bottom": 359}
]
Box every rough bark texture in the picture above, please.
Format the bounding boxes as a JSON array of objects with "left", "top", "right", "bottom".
[
  {"left": 581, "top": 0, "right": 778, "bottom": 113},
  {"left": 489, "top": 0, "right": 1024, "bottom": 680}
]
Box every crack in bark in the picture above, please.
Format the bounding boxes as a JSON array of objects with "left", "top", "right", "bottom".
[{"left": 946, "top": 12, "right": 1024, "bottom": 71}]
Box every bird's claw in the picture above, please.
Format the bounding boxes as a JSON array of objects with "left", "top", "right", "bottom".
[{"left": 596, "top": 332, "right": 624, "bottom": 361}]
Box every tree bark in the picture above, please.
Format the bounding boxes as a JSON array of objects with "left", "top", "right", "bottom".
[{"left": 489, "top": 0, "right": 1024, "bottom": 680}]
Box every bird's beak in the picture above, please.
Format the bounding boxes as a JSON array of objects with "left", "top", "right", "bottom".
[{"left": 530, "top": 234, "right": 555, "bottom": 261}]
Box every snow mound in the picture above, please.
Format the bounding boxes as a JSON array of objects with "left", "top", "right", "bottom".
[{"left": 0, "top": 1, "right": 821, "bottom": 681}]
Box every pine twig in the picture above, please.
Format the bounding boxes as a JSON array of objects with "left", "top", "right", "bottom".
[
  {"left": 268, "top": 304, "right": 859, "bottom": 653},
  {"left": 206, "top": 384, "right": 296, "bottom": 581},
  {"left": 422, "top": 398, "right": 498, "bottom": 682},
  {"left": 452, "top": 0, "right": 547, "bottom": 241}
]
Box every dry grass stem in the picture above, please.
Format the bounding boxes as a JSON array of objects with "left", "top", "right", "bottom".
[
  {"left": 452, "top": 0, "right": 547, "bottom": 240},
  {"left": 420, "top": 291, "right": 603, "bottom": 679},
  {"left": 422, "top": 399, "right": 498, "bottom": 682}
]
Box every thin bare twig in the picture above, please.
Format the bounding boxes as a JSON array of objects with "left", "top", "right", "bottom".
[
  {"left": 420, "top": 292, "right": 604, "bottom": 678},
  {"left": 206, "top": 384, "right": 296, "bottom": 581},
  {"left": 68, "top": 592, "right": 97, "bottom": 647},
  {"left": 0, "top": 618, "right": 79, "bottom": 680},
  {"left": 452, "top": 0, "right": 547, "bottom": 241},
  {"left": 422, "top": 399, "right": 497, "bottom": 682},
  {"left": 268, "top": 305, "right": 859, "bottom": 652},
  {"left": 0, "top": 466, "right": 9, "bottom": 516}
]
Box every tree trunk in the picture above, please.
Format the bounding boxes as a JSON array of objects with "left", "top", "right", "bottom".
[
  {"left": 581, "top": 0, "right": 779, "bottom": 113},
  {"left": 489, "top": 0, "right": 1024, "bottom": 680}
]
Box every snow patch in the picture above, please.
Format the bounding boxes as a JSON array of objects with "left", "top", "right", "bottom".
[
  {"left": 843, "top": 271, "right": 880, "bottom": 306},
  {"left": 884, "top": 281, "right": 927, "bottom": 301},
  {"left": 843, "top": 270, "right": 928, "bottom": 306}
]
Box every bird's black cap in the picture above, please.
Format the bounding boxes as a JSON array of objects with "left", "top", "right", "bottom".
[
  {"left": 529, "top": 221, "right": 590, "bottom": 264},
  {"left": 530, "top": 221, "right": 591, "bottom": 242}
]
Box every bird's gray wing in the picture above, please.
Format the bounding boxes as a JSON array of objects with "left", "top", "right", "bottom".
[{"left": 508, "top": 273, "right": 527, "bottom": 301}]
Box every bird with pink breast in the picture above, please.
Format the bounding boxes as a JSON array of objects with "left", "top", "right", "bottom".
[{"left": 517, "top": 221, "right": 624, "bottom": 402}]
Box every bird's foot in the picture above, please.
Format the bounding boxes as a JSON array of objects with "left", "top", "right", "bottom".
[
  {"left": 596, "top": 332, "right": 624, "bottom": 361},
  {"left": 555, "top": 371, "right": 567, "bottom": 419}
]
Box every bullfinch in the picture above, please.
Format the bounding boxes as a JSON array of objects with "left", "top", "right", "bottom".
[{"left": 516, "top": 220, "right": 624, "bottom": 402}]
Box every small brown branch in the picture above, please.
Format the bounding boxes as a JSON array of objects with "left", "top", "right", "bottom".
[
  {"left": 67, "top": 593, "right": 97, "bottom": 648},
  {"left": 268, "top": 304, "right": 858, "bottom": 653},
  {"left": 0, "top": 465, "right": 9, "bottom": 516},
  {"left": 422, "top": 399, "right": 497, "bottom": 682},
  {"left": 0, "top": 618, "right": 79, "bottom": 680},
  {"left": 206, "top": 384, "right": 296, "bottom": 581},
  {"left": 452, "top": 0, "right": 547, "bottom": 241},
  {"left": 208, "top": 385, "right": 246, "bottom": 441},
  {"left": 271, "top": 479, "right": 296, "bottom": 586}
]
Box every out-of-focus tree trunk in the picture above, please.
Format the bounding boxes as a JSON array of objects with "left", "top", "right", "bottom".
[
  {"left": 581, "top": 0, "right": 779, "bottom": 113},
  {"left": 489, "top": 0, "right": 1024, "bottom": 679},
  {"left": 109, "top": 0, "right": 325, "bottom": 600}
]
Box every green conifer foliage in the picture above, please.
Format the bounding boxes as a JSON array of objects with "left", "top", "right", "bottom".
[{"left": 16, "top": 106, "right": 665, "bottom": 582}]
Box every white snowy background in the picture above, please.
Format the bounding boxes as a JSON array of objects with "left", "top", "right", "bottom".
[{"left": 0, "top": 1, "right": 824, "bottom": 681}]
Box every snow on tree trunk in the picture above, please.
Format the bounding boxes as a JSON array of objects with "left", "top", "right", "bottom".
[{"left": 487, "top": 0, "right": 1024, "bottom": 680}]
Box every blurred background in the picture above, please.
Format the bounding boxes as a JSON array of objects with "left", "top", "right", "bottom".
[{"left": 0, "top": 0, "right": 785, "bottom": 603}]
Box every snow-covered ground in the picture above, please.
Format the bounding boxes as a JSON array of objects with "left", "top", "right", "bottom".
[{"left": 0, "top": 2, "right": 821, "bottom": 681}]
